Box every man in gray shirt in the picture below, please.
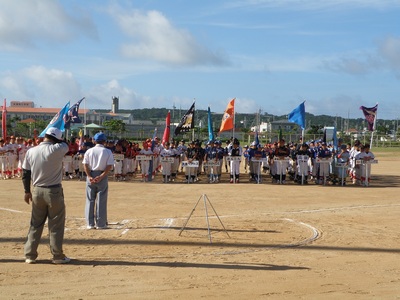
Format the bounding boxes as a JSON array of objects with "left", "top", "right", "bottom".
[{"left": 22, "top": 127, "right": 70, "bottom": 264}]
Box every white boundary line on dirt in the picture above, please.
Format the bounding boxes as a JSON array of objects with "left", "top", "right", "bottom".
[{"left": 0, "top": 207, "right": 29, "bottom": 214}]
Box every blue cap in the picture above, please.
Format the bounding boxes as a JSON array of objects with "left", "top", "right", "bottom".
[{"left": 94, "top": 132, "right": 106, "bottom": 142}]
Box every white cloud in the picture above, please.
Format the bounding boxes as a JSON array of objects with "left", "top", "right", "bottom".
[
  {"left": 378, "top": 36, "right": 400, "bottom": 71},
  {"left": 234, "top": 98, "right": 259, "bottom": 114},
  {"left": 321, "top": 36, "right": 400, "bottom": 76},
  {"left": 322, "top": 56, "right": 376, "bottom": 75},
  {"left": 87, "top": 79, "right": 137, "bottom": 109},
  {"left": 107, "top": 5, "right": 229, "bottom": 66},
  {"left": 226, "top": 0, "right": 400, "bottom": 11},
  {"left": 0, "top": 74, "right": 33, "bottom": 100},
  {"left": 86, "top": 79, "right": 177, "bottom": 110},
  {"left": 0, "top": 0, "right": 97, "bottom": 51},
  {"left": 0, "top": 66, "right": 82, "bottom": 106}
]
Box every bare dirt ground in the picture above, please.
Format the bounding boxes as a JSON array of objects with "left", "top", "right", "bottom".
[{"left": 1, "top": 151, "right": 400, "bottom": 299}]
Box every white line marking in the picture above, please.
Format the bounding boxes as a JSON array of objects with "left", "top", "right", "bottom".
[
  {"left": 282, "top": 218, "right": 320, "bottom": 246},
  {"left": 0, "top": 207, "right": 28, "bottom": 214},
  {"left": 160, "top": 218, "right": 175, "bottom": 228}
]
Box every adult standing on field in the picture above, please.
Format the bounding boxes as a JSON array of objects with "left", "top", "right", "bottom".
[
  {"left": 22, "top": 127, "right": 70, "bottom": 264},
  {"left": 82, "top": 132, "right": 114, "bottom": 229}
]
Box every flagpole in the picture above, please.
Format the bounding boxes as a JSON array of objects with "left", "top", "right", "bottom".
[
  {"left": 83, "top": 98, "right": 86, "bottom": 136},
  {"left": 370, "top": 102, "right": 378, "bottom": 149},
  {"left": 232, "top": 102, "right": 236, "bottom": 140}
]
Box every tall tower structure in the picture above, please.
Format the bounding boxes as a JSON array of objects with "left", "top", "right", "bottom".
[{"left": 112, "top": 96, "right": 119, "bottom": 113}]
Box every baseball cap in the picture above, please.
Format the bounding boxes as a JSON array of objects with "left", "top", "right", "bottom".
[
  {"left": 45, "top": 127, "right": 63, "bottom": 141},
  {"left": 94, "top": 132, "right": 107, "bottom": 142}
]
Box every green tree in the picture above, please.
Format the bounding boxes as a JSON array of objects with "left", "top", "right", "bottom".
[
  {"left": 307, "top": 125, "right": 323, "bottom": 135},
  {"left": 103, "top": 119, "right": 126, "bottom": 137}
]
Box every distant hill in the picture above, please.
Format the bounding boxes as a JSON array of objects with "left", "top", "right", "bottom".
[{"left": 95, "top": 108, "right": 395, "bottom": 134}]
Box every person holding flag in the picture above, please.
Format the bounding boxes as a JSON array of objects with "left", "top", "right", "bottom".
[
  {"left": 139, "top": 140, "right": 153, "bottom": 182},
  {"left": 22, "top": 127, "right": 70, "bottom": 264},
  {"left": 228, "top": 138, "right": 242, "bottom": 183},
  {"left": 204, "top": 140, "right": 218, "bottom": 183},
  {"left": 273, "top": 139, "right": 290, "bottom": 184},
  {"left": 159, "top": 142, "right": 176, "bottom": 183}
]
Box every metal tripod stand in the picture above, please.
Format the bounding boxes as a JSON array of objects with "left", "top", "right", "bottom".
[{"left": 179, "top": 194, "right": 230, "bottom": 244}]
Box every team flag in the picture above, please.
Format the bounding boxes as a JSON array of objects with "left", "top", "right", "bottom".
[
  {"left": 162, "top": 111, "right": 171, "bottom": 145},
  {"left": 1, "top": 99, "right": 6, "bottom": 139},
  {"left": 39, "top": 102, "right": 70, "bottom": 137},
  {"left": 360, "top": 104, "right": 378, "bottom": 131},
  {"left": 64, "top": 97, "right": 84, "bottom": 129},
  {"left": 174, "top": 102, "right": 195, "bottom": 136},
  {"left": 288, "top": 101, "right": 306, "bottom": 130},
  {"left": 254, "top": 130, "right": 260, "bottom": 147},
  {"left": 207, "top": 106, "right": 215, "bottom": 142},
  {"left": 219, "top": 98, "right": 235, "bottom": 133}
]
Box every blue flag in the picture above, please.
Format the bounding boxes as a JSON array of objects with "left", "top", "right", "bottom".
[
  {"left": 64, "top": 97, "right": 84, "bottom": 129},
  {"left": 39, "top": 102, "right": 70, "bottom": 137},
  {"left": 207, "top": 106, "right": 215, "bottom": 142},
  {"left": 288, "top": 101, "right": 306, "bottom": 130},
  {"left": 333, "top": 127, "right": 338, "bottom": 151}
]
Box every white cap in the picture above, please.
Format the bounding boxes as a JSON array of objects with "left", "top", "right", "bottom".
[{"left": 45, "top": 127, "right": 63, "bottom": 141}]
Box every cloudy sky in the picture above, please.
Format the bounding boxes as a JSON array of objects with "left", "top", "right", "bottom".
[{"left": 1, "top": 0, "right": 399, "bottom": 120}]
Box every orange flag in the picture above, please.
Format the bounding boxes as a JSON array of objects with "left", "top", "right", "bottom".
[{"left": 219, "top": 98, "right": 235, "bottom": 133}]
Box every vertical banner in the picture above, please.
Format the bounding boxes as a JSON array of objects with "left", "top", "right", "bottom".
[
  {"left": 207, "top": 106, "right": 215, "bottom": 142},
  {"left": 162, "top": 111, "right": 171, "bottom": 145},
  {"left": 219, "top": 98, "right": 235, "bottom": 133},
  {"left": 174, "top": 102, "right": 195, "bottom": 136},
  {"left": 360, "top": 104, "right": 378, "bottom": 131}
]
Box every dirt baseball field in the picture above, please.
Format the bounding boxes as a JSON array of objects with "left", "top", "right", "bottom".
[{"left": 1, "top": 150, "right": 399, "bottom": 299}]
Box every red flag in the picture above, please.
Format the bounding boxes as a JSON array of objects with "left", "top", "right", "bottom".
[
  {"left": 162, "top": 111, "right": 171, "bottom": 145},
  {"left": 219, "top": 98, "right": 235, "bottom": 133},
  {"left": 2, "top": 99, "right": 6, "bottom": 139}
]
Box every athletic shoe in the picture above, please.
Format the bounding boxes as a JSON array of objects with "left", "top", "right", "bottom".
[
  {"left": 25, "top": 258, "right": 36, "bottom": 264},
  {"left": 52, "top": 257, "right": 71, "bottom": 264},
  {"left": 86, "top": 225, "right": 95, "bottom": 230}
]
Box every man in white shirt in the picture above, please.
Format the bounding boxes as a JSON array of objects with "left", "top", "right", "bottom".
[{"left": 82, "top": 132, "right": 114, "bottom": 229}]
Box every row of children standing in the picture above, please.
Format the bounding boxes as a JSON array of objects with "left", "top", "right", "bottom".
[
  {"left": 241, "top": 138, "right": 375, "bottom": 186},
  {"left": 60, "top": 134, "right": 375, "bottom": 186},
  {"left": 0, "top": 136, "right": 34, "bottom": 179}
]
